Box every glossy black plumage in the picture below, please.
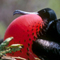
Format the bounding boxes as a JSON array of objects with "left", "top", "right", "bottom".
[
  {"left": 32, "top": 39, "right": 60, "bottom": 60},
  {"left": 32, "top": 8, "right": 60, "bottom": 60},
  {"left": 38, "top": 8, "right": 57, "bottom": 21}
]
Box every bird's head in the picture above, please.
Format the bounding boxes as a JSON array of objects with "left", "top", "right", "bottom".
[{"left": 13, "top": 8, "right": 57, "bottom": 22}]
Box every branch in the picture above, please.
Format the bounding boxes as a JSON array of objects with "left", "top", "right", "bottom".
[{"left": 0, "top": 37, "right": 23, "bottom": 59}]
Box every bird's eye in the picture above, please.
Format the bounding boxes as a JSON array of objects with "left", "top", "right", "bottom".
[{"left": 43, "top": 10, "right": 46, "bottom": 13}]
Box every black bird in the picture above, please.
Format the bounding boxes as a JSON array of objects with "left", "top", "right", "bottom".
[
  {"left": 32, "top": 8, "right": 60, "bottom": 60},
  {"left": 12, "top": 8, "right": 60, "bottom": 60}
]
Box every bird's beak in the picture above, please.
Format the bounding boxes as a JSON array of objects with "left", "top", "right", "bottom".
[{"left": 13, "top": 10, "right": 38, "bottom": 15}]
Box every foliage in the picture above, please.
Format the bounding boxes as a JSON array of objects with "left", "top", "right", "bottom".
[{"left": 0, "top": 37, "right": 23, "bottom": 58}]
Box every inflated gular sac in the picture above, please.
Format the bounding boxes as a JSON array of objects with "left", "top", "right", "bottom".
[{"left": 4, "top": 14, "right": 44, "bottom": 60}]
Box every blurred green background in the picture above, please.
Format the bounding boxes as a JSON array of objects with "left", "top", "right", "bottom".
[{"left": 0, "top": 0, "right": 60, "bottom": 39}]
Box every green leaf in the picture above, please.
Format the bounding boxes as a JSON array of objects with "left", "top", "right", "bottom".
[
  {"left": 0, "top": 37, "right": 23, "bottom": 57},
  {"left": 0, "top": 37, "right": 13, "bottom": 51}
]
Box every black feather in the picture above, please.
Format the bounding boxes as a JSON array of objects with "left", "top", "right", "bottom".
[{"left": 32, "top": 8, "right": 60, "bottom": 60}]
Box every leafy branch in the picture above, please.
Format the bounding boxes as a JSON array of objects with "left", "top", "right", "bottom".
[{"left": 0, "top": 37, "right": 24, "bottom": 60}]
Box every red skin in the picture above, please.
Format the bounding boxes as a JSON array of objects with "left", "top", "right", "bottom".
[{"left": 4, "top": 14, "right": 44, "bottom": 60}]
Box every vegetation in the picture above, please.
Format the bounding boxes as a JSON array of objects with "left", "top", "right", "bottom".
[{"left": 0, "top": 37, "right": 24, "bottom": 60}]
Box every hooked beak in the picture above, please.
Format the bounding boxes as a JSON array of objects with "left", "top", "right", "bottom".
[{"left": 13, "top": 10, "right": 38, "bottom": 15}]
